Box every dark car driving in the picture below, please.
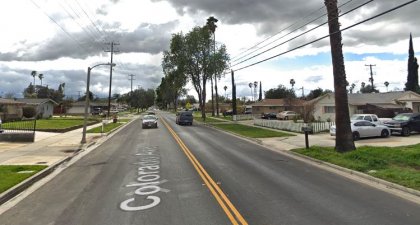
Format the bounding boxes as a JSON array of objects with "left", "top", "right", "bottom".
[
  {"left": 176, "top": 111, "right": 193, "bottom": 125},
  {"left": 384, "top": 113, "right": 420, "bottom": 136}
]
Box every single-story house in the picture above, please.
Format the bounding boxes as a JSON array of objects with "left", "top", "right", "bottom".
[
  {"left": 67, "top": 101, "right": 117, "bottom": 115},
  {"left": 17, "top": 98, "right": 58, "bottom": 119},
  {"left": 251, "top": 98, "right": 306, "bottom": 115},
  {"left": 0, "top": 98, "right": 25, "bottom": 121},
  {"left": 306, "top": 91, "right": 420, "bottom": 121}
]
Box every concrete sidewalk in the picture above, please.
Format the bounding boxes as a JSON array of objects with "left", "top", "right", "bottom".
[{"left": 0, "top": 123, "right": 105, "bottom": 166}]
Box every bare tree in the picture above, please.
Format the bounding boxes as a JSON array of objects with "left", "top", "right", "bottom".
[{"left": 325, "top": 0, "right": 355, "bottom": 152}]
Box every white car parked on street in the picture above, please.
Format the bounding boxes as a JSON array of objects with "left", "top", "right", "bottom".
[{"left": 330, "top": 120, "right": 390, "bottom": 140}]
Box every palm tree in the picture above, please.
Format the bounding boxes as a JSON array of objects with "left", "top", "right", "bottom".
[
  {"left": 38, "top": 73, "right": 44, "bottom": 86},
  {"left": 290, "top": 79, "right": 295, "bottom": 89},
  {"left": 325, "top": 0, "right": 355, "bottom": 152},
  {"left": 361, "top": 82, "right": 366, "bottom": 88},
  {"left": 223, "top": 85, "right": 228, "bottom": 98},
  {"left": 248, "top": 82, "right": 253, "bottom": 101},
  {"left": 31, "top": 71, "right": 37, "bottom": 86},
  {"left": 207, "top": 16, "right": 219, "bottom": 116},
  {"left": 384, "top": 81, "right": 389, "bottom": 92},
  {"left": 253, "top": 81, "right": 258, "bottom": 101}
]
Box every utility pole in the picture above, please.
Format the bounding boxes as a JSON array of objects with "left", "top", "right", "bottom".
[
  {"left": 231, "top": 70, "right": 237, "bottom": 115},
  {"left": 299, "top": 86, "right": 304, "bottom": 98},
  {"left": 129, "top": 74, "right": 135, "bottom": 108},
  {"left": 105, "top": 41, "right": 120, "bottom": 117},
  {"left": 365, "top": 64, "right": 376, "bottom": 92}
]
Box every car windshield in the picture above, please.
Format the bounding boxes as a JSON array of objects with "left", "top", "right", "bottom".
[
  {"left": 144, "top": 115, "right": 157, "bottom": 120},
  {"left": 351, "top": 115, "right": 364, "bottom": 120},
  {"left": 392, "top": 114, "right": 411, "bottom": 121}
]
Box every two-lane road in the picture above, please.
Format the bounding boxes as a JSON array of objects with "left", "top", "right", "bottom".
[{"left": 1, "top": 112, "right": 419, "bottom": 225}]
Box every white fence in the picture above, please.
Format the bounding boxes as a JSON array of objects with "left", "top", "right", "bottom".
[
  {"left": 233, "top": 114, "right": 254, "bottom": 121},
  {"left": 254, "top": 119, "right": 335, "bottom": 133}
]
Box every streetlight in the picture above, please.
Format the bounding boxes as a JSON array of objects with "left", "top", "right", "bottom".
[{"left": 81, "top": 62, "right": 116, "bottom": 144}]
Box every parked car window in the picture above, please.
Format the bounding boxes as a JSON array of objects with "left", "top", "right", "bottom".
[
  {"left": 354, "top": 122, "right": 363, "bottom": 126},
  {"left": 393, "top": 114, "right": 411, "bottom": 121},
  {"left": 364, "top": 116, "right": 372, "bottom": 122},
  {"left": 372, "top": 116, "right": 378, "bottom": 122},
  {"left": 413, "top": 115, "right": 420, "bottom": 121}
]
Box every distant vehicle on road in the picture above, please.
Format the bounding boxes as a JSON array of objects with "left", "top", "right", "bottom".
[
  {"left": 142, "top": 115, "right": 158, "bottom": 129},
  {"left": 176, "top": 111, "right": 193, "bottom": 125},
  {"left": 261, "top": 112, "right": 277, "bottom": 120},
  {"left": 330, "top": 120, "right": 390, "bottom": 140},
  {"left": 277, "top": 111, "right": 299, "bottom": 120},
  {"left": 384, "top": 113, "right": 420, "bottom": 136}
]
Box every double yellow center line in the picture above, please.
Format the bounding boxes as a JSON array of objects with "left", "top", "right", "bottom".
[{"left": 161, "top": 117, "right": 248, "bottom": 225}]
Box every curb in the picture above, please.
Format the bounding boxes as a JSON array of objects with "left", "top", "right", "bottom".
[
  {"left": 201, "top": 120, "right": 420, "bottom": 203},
  {"left": 0, "top": 116, "right": 138, "bottom": 206}
]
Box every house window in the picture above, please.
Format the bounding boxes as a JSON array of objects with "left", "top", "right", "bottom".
[
  {"left": 269, "top": 106, "right": 276, "bottom": 110},
  {"left": 324, "top": 106, "right": 335, "bottom": 113}
]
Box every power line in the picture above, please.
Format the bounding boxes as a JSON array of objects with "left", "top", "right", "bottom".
[
  {"left": 231, "top": 0, "right": 363, "bottom": 64},
  {"left": 232, "top": 0, "right": 418, "bottom": 73},
  {"left": 231, "top": 0, "right": 374, "bottom": 68},
  {"left": 230, "top": 4, "right": 326, "bottom": 61},
  {"left": 29, "top": 0, "right": 88, "bottom": 51}
]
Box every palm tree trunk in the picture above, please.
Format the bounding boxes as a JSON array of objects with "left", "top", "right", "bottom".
[
  {"left": 325, "top": 0, "right": 355, "bottom": 152},
  {"left": 210, "top": 77, "right": 214, "bottom": 116},
  {"left": 215, "top": 76, "right": 219, "bottom": 116}
]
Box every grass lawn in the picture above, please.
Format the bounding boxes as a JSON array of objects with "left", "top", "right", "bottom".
[
  {"left": 35, "top": 118, "right": 92, "bottom": 130},
  {"left": 293, "top": 145, "right": 420, "bottom": 191},
  {"left": 0, "top": 165, "right": 47, "bottom": 194},
  {"left": 87, "top": 122, "right": 123, "bottom": 133},
  {"left": 212, "top": 123, "right": 294, "bottom": 138}
]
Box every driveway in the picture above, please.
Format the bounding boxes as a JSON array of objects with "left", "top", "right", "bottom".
[{"left": 259, "top": 132, "right": 420, "bottom": 151}]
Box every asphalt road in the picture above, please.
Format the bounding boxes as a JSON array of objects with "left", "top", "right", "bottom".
[{"left": 1, "top": 112, "right": 420, "bottom": 225}]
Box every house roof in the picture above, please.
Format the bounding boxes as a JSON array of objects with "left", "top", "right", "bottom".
[
  {"left": 347, "top": 91, "right": 418, "bottom": 105},
  {"left": 0, "top": 98, "right": 26, "bottom": 105},
  {"left": 16, "top": 98, "right": 58, "bottom": 105},
  {"left": 306, "top": 91, "right": 420, "bottom": 106},
  {"left": 251, "top": 98, "right": 306, "bottom": 107},
  {"left": 71, "top": 101, "right": 115, "bottom": 107}
]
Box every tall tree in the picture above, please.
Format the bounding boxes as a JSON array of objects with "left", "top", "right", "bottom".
[
  {"left": 31, "top": 70, "right": 37, "bottom": 93},
  {"left": 206, "top": 16, "right": 218, "bottom": 116},
  {"left": 23, "top": 83, "right": 36, "bottom": 98},
  {"left": 38, "top": 73, "right": 44, "bottom": 86},
  {"left": 306, "top": 88, "right": 332, "bottom": 100},
  {"left": 325, "top": 0, "right": 355, "bottom": 152},
  {"left": 162, "top": 33, "right": 188, "bottom": 110},
  {"left": 290, "top": 79, "right": 295, "bottom": 89},
  {"left": 384, "top": 81, "right": 389, "bottom": 92},
  {"left": 405, "top": 33, "right": 420, "bottom": 93},
  {"left": 264, "top": 84, "right": 296, "bottom": 99},
  {"left": 258, "top": 81, "right": 262, "bottom": 101}
]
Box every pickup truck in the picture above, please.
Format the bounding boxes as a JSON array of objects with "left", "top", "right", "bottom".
[
  {"left": 350, "top": 114, "right": 383, "bottom": 125},
  {"left": 384, "top": 113, "right": 420, "bottom": 136}
]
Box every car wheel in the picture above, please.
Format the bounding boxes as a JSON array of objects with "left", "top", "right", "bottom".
[
  {"left": 402, "top": 127, "right": 410, "bottom": 136},
  {"left": 284, "top": 116, "right": 288, "bottom": 120},
  {"left": 352, "top": 132, "right": 360, "bottom": 141},
  {"left": 381, "top": 129, "right": 389, "bottom": 138}
]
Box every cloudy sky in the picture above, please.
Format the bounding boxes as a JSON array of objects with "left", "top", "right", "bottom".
[{"left": 1, "top": 0, "right": 419, "bottom": 100}]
